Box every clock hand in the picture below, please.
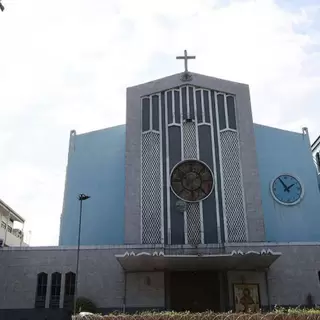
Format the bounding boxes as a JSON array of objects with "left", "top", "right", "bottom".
[
  {"left": 279, "top": 178, "right": 289, "bottom": 192},
  {"left": 287, "top": 183, "right": 295, "bottom": 191}
]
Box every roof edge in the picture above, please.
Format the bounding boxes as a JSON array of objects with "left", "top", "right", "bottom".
[
  {"left": 0, "top": 199, "right": 25, "bottom": 223},
  {"left": 127, "top": 71, "right": 249, "bottom": 90}
]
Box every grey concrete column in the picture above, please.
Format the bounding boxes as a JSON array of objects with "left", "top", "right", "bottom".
[
  {"left": 45, "top": 273, "right": 52, "bottom": 308},
  {"left": 59, "top": 273, "right": 66, "bottom": 309}
]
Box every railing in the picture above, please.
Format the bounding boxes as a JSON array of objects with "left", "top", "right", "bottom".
[
  {"left": 0, "top": 221, "right": 23, "bottom": 238},
  {"left": 34, "top": 295, "right": 46, "bottom": 308},
  {"left": 49, "top": 295, "right": 61, "bottom": 309},
  {"left": 0, "top": 226, "right": 25, "bottom": 247}
]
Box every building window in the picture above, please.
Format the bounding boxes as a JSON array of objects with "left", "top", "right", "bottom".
[
  {"left": 65, "top": 272, "right": 76, "bottom": 296},
  {"left": 35, "top": 272, "right": 48, "bottom": 308},
  {"left": 63, "top": 272, "right": 76, "bottom": 310},
  {"left": 318, "top": 271, "right": 320, "bottom": 283},
  {"left": 49, "top": 272, "right": 61, "bottom": 309},
  {"left": 316, "top": 152, "right": 320, "bottom": 171}
]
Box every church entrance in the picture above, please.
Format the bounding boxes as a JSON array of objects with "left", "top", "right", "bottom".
[{"left": 169, "top": 271, "right": 221, "bottom": 312}]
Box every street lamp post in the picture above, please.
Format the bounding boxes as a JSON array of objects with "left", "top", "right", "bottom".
[{"left": 73, "top": 193, "right": 90, "bottom": 315}]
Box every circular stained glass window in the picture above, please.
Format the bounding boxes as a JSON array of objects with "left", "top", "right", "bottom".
[{"left": 170, "top": 160, "right": 214, "bottom": 202}]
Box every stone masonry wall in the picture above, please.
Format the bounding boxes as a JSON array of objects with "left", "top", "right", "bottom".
[{"left": 0, "top": 243, "right": 320, "bottom": 313}]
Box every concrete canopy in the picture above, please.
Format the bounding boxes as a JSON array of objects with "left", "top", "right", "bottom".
[{"left": 115, "top": 249, "right": 281, "bottom": 272}]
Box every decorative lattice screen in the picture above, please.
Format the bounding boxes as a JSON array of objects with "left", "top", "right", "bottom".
[
  {"left": 220, "top": 130, "right": 247, "bottom": 242},
  {"left": 186, "top": 203, "right": 201, "bottom": 244},
  {"left": 183, "top": 121, "right": 197, "bottom": 159},
  {"left": 141, "top": 132, "right": 162, "bottom": 244},
  {"left": 182, "top": 121, "right": 202, "bottom": 244}
]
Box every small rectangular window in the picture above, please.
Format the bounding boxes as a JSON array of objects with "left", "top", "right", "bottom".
[
  {"left": 217, "top": 94, "right": 226, "bottom": 130},
  {"left": 174, "top": 90, "right": 180, "bottom": 124},
  {"left": 142, "top": 97, "right": 150, "bottom": 132},
  {"left": 188, "top": 86, "right": 195, "bottom": 120},
  {"left": 181, "top": 87, "right": 187, "bottom": 120},
  {"left": 226, "top": 95, "right": 237, "bottom": 130},
  {"left": 203, "top": 90, "right": 210, "bottom": 123},
  {"left": 152, "top": 95, "right": 160, "bottom": 131},
  {"left": 318, "top": 270, "right": 320, "bottom": 283}
]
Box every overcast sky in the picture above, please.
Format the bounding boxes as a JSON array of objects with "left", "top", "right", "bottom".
[{"left": 0, "top": 0, "right": 319, "bottom": 246}]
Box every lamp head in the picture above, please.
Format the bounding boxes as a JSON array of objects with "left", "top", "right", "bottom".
[
  {"left": 0, "top": 2, "right": 5, "bottom": 12},
  {"left": 78, "top": 194, "right": 90, "bottom": 201}
]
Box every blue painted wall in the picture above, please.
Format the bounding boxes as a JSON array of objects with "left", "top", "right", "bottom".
[
  {"left": 59, "top": 125, "right": 125, "bottom": 246},
  {"left": 254, "top": 124, "right": 320, "bottom": 242},
  {"left": 59, "top": 122, "right": 320, "bottom": 245}
]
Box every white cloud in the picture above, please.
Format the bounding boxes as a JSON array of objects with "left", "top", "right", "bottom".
[{"left": 0, "top": 0, "right": 319, "bottom": 245}]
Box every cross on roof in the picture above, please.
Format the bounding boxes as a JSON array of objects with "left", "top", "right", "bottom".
[{"left": 176, "top": 49, "right": 196, "bottom": 73}]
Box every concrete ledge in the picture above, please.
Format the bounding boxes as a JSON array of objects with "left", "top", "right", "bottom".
[{"left": 3, "top": 242, "right": 320, "bottom": 252}]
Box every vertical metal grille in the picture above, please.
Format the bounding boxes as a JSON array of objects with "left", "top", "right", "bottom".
[
  {"left": 220, "top": 130, "right": 247, "bottom": 242},
  {"left": 186, "top": 203, "right": 201, "bottom": 244},
  {"left": 183, "top": 121, "right": 197, "bottom": 159},
  {"left": 141, "top": 132, "right": 162, "bottom": 243}
]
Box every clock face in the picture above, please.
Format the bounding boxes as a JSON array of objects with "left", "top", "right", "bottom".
[
  {"left": 271, "top": 174, "right": 303, "bottom": 205},
  {"left": 171, "top": 160, "right": 214, "bottom": 202}
]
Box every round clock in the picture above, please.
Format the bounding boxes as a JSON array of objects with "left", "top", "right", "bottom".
[
  {"left": 270, "top": 174, "right": 304, "bottom": 205},
  {"left": 170, "top": 160, "right": 214, "bottom": 202}
]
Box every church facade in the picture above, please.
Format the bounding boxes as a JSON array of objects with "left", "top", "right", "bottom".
[{"left": 1, "top": 57, "right": 320, "bottom": 319}]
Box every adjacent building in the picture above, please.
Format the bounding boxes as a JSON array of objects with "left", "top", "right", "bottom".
[
  {"left": 311, "top": 135, "right": 320, "bottom": 173},
  {"left": 0, "top": 198, "right": 27, "bottom": 247}
]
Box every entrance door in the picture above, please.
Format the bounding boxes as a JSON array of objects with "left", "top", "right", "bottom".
[{"left": 169, "top": 271, "right": 220, "bottom": 312}]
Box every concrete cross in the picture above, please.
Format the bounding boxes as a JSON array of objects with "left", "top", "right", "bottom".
[{"left": 176, "top": 49, "right": 196, "bottom": 73}]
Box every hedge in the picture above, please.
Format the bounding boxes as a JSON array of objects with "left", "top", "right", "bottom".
[{"left": 72, "top": 310, "right": 320, "bottom": 320}]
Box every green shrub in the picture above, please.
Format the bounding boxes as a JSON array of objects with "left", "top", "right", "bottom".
[
  {"left": 274, "top": 306, "right": 320, "bottom": 314},
  {"left": 75, "top": 296, "right": 97, "bottom": 314}
]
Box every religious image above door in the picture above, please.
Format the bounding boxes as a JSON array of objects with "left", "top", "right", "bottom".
[{"left": 170, "top": 160, "right": 214, "bottom": 202}]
